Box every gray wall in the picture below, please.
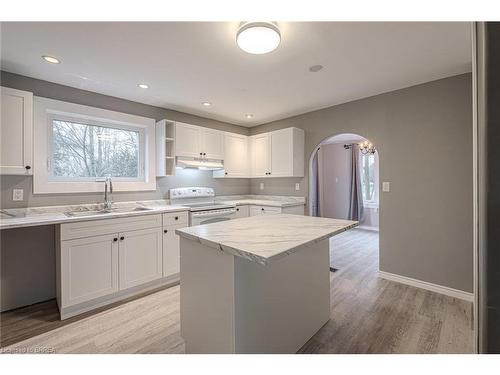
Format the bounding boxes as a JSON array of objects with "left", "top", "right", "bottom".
[
  {"left": 1, "top": 225, "right": 56, "bottom": 311},
  {"left": 250, "top": 73, "right": 474, "bottom": 293},
  {"left": 0, "top": 71, "right": 251, "bottom": 209},
  {"left": 318, "top": 143, "right": 351, "bottom": 219}
]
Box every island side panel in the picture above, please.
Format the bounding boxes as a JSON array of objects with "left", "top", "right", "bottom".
[
  {"left": 233, "top": 239, "right": 330, "bottom": 353},
  {"left": 179, "top": 237, "right": 236, "bottom": 353}
]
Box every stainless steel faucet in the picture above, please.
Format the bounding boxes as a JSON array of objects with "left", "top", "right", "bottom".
[{"left": 103, "top": 176, "right": 113, "bottom": 210}]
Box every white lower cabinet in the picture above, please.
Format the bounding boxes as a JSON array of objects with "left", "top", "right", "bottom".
[
  {"left": 119, "top": 227, "right": 163, "bottom": 290},
  {"left": 163, "top": 224, "right": 182, "bottom": 277},
  {"left": 57, "top": 212, "right": 187, "bottom": 320},
  {"left": 60, "top": 233, "right": 119, "bottom": 307}
]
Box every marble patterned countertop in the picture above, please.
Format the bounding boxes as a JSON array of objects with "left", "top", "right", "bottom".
[
  {"left": 176, "top": 214, "right": 357, "bottom": 265},
  {"left": 0, "top": 200, "right": 189, "bottom": 230},
  {"left": 215, "top": 195, "right": 306, "bottom": 208}
]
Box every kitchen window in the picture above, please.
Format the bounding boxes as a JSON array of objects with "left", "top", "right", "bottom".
[
  {"left": 34, "top": 97, "right": 156, "bottom": 193},
  {"left": 50, "top": 118, "right": 143, "bottom": 180}
]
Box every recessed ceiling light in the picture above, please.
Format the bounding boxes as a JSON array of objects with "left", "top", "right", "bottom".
[
  {"left": 236, "top": 22, "right": 281, "bottom": 54},
  {"left": 138, "top": 83, "right": 149, "bottom": 89},
  {"left": 245, "top": 114, "right": 254, "bottom": 119},
  {"left": 42, "top": 55, "right": 60, "bottom": 64},
  {"left": 309, "top": 65, "right": 323, "bottom": 72},
  {"left": 202, "top": 102, "right": 211, "bottom": 107}
]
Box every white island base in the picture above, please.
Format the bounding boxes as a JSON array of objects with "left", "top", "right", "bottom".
[{"left": 180, "top": 237, "right": 331, "bottom": 354}]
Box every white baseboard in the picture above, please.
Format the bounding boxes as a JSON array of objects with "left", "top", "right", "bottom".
[
  {"left": 378, "top": 271, "right": 474, "bottom": 302},
  {"left": 357, "top": 225, "right": 379, "bottom": 232}
]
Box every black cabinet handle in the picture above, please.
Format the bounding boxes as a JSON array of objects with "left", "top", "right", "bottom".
[
  {"left": 120, "top": 236, "right": 124, "bottom": 241},
  {"left": 164, "top": 229, "right": 168, "bottom": 233},
  {"left": 175, "top": 216, "right": 179, "bottom": 220},
  {"left": 203, "top": 152, "right": 206, "bottom": 156},
  {"left": 113, "top": 238, "right": 118, "bottom": 242},
  {"left": 236, "top": 208, "right": 239, "bottom": 211},
  {"left": 225, "top": 172, "right": 228, "bottom": 175},
  {"left": 25, "top": 165, "right": 31, "bottom": 170},
  {"left": 261, "top": 208, "right": 265, "bottom": 211},
  {"left": 199, "top": 152, "right": 202, "bottom": 156}
]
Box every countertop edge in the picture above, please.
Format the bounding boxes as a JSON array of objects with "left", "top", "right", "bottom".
[
  {"left": 0, "top": 206, "right": 190, "bottom": 230},
  {"left": 176, "top": 221, "right": 358, "bottom": 265}
]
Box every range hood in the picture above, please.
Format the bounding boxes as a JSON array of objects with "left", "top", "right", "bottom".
[{"left": 176, "top": 157, "right": 224, "bottom": 170}]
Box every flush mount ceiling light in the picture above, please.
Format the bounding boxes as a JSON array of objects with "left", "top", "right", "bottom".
[
  {"left": 245, "top": 114, "right": 254, "bottom": 119},
  {"left": 42, "top": 55, "right": 60, "bottom": 64},
  {"left": 202, "top": 102, "right": 211, "bottom": 107},
  {"left": 138, "top": 83, "right": 149, "bottom": 89},
  {"left": 236, "top": 22, "right": 281, "bottom": 54}
]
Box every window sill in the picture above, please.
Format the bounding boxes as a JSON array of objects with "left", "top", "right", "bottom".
[{"left": 33, "top": 179, "right": 156, "bottom": 194}]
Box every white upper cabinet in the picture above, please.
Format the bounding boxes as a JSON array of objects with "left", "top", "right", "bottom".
[
  {"left": 201, "top": 127, "right": 224, "bottom": 159},
  {"left": 0, "top": 87, "right": 33, "bottom": 175},
  {"left": 251, "top": 133, "right": 271, "bottom": 177},
  {"left": 173, "top": 121, "right": 303, "bottom": 179},
  {"left": 175, "top": 122, "right": 202, "bottom": 158},
  {"left": 175, "top": 122, "right": 223, "bottom": 159},
  {"left": 221, "top": 132, "right": 249, "bottom": 177},
  {"left": 269, "top": 127, "right": 305, "bottom": 177},
  {"left": 250, "top": 127, "right": 304, "bottom": 178}
]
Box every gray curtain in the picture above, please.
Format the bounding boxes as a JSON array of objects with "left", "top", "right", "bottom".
[
  {"left": 311, "top": 148, "right": 321, "bottom": 217},
  {"left": 348, "top": 144, "right": 364, "bottom": 221}
]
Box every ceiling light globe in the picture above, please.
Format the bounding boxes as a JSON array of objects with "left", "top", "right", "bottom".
[{"left": 237, "top": 22, "right": 281, "bottom": 55}]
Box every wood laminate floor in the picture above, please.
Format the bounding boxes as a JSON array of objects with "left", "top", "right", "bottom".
[{"left": 0, "top": 229, "right": 474, "bottom": 354}]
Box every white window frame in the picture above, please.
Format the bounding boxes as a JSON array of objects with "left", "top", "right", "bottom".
[
  {"left": 33, "top": 97, "right": 156, "bottom": 194},
  {"left": 359, "top": 150, "right": 379, "bottom": 209}
]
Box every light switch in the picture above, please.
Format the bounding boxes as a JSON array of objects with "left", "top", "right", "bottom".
[
  {"left": 260, "top": 182, "right": 264, "bottom": 190},
  {"left": 382, "top": 182, "right": 390, "bottom": 192},
  {"left": 13, "top": 189, "right": 24, "bottom": 201},
  {"left": 295, "top": 183, "right": 300, "bottom": 191}
]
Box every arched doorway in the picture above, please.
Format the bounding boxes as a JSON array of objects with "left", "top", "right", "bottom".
[{"left": 308, "top": 133, "right": 379, "bottom": 272}]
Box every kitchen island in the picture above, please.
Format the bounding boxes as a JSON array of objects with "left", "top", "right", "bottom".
[{"left": 176, "top": 214, "right": 357, "bottom": 353}]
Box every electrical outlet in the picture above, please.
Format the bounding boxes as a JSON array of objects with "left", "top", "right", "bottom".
[
  {"left": 295, "top": 183, "right": 300, "bottom": 191},
  {"left": 12, "top": 188, "right": 24, "bottom": 201},
  {"left": 382, "top": 181, "right": 391, "bottom": 192},
  {"left": 259, "top": 182, "right": 264, "bottom": 190}
]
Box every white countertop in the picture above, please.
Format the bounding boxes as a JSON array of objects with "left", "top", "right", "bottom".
[
  {"left": 176, "top": 214, "right": 357, "bottom": 265},
  {"left": 215, "top": 195, "right": 306, "bottom": 208},
  {"left": 0, "top": 200, "right": 189, "bottom": 230}
]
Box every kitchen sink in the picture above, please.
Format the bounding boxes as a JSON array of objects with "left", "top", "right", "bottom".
[{"left": 64, "top": 206, "right": 153, "bottom": 217}]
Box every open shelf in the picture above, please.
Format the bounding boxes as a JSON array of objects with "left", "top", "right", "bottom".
[{"left": 156, "top": 119, "right": 176, "bottom": 177}]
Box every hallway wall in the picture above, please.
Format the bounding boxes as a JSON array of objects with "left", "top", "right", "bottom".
[{"left": 250, "top": 73, "right": 473, "bottom": 293}]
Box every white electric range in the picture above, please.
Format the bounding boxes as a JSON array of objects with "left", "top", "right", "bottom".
[{"left": 169, "top": 187, "right": 237, "bottom": 226}]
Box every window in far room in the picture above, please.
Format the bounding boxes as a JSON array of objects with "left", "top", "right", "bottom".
[{"left": 360, "top": 151, "right": 378, "bottom": 207}]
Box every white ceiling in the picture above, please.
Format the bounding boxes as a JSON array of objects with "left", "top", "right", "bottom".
[{"left": 0, "top": 22, "right": 471, "bottom": 127}]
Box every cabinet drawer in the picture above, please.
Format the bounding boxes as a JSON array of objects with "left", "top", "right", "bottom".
[
  {"left": 162, "top": 211, "right": 189, "bottom": 226},
  {"left": 60, "top": 214, "right": 162, "bottom": 241},
  {"left": 249, "top": 206, "right": 282, "bottom": 216},
  {"left": 234, "top": 205, "right": 250, "bottom": 218}
]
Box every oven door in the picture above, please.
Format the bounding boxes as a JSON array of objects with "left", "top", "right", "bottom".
[{"left": 190, "top": 208, "right": 237, "bottom": 226}]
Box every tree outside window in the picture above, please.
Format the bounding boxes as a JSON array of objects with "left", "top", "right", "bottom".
[{"left": 51, "top": 120, "right": 140, "bottom": 179}]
